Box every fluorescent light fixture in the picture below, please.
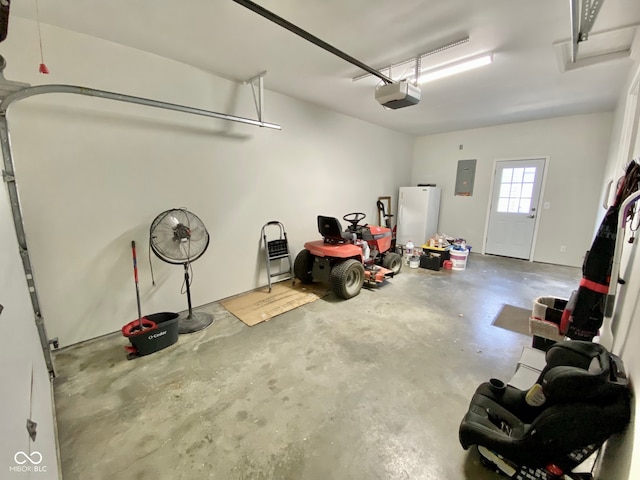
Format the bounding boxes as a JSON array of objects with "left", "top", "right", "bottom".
[
  {"left": 413, "top": 53, "right": 493, "bottom": 84},
  {"left": 352, "top": 37, "right": 470, "bottom": 82}
]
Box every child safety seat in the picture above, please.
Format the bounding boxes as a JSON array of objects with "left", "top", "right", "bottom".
[{"left": 459, "top": 341, "right": 630, "bottom": 478}]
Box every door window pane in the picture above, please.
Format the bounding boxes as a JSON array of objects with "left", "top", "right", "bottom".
[
  {"left": 523, "top": 168, "right": 536, "bottom": 183},
  {"left": 496, "top": 165, "right": 537, "bottom": 215},
  {"left": 512, "top": 168, "right": 524, "bottom": 183},
  {"left": 519, "top": 198, "right": 531, "bottom": 213}
]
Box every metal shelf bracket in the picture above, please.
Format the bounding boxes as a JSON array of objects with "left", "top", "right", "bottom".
[{"left": 244, "top": 71, "right": 267, "bottom": 123}]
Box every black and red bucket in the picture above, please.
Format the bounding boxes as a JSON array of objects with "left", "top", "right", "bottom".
[{"left": 122, "top": 312, "right": 179, "bottom": 359}]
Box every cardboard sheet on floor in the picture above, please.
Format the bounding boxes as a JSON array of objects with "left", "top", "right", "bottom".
[
  {"left": 491, "top": 304, "right": 531, "bottom": 336},
  {"left": 221, "top": 281, "right": 328, "bottom": 326}
]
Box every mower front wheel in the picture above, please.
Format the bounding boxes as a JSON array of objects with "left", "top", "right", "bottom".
[
  {"left": 382, "top": 252, "right": 403, "bottom": 274},
  {"left": 330, "top": 259, "right": 365, "bottom": 299},
  {"left": 294, "top": 249, "right": 314, "bottom": 284}
]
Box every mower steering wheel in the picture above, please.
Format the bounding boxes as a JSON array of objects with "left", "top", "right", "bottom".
[{"left": 343, "top": 212, "right": 366, "bottom": 229}]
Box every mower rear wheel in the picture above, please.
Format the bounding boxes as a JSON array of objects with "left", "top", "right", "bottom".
[
  {"left": 382, "top": 252, "right": 403, "bottom": 274},
  {"left": 330, "top": 259, "right": 365, "bottom": 299},
  {"left": 294, "top": 249, "right": 314, "bottom": 284}
]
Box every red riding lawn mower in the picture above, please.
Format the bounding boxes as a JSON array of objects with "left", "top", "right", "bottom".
[{"left": 294, "top": 213, "right": 403, "bottom": 299}]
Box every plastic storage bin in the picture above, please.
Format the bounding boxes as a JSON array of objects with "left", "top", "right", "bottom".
[
  {"left": 420, "top": 254, "right": 441, "bottom": 271},
  {"left": 529, "top": 297, "right": 567, "bottom": 350},
  {"left": 420, "top": 245, "right": 451, "bottom": 267}
]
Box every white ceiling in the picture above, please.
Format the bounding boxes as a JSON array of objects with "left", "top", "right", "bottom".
[{"left": 10, "top": 0, "right": 640, "bottom": 136}]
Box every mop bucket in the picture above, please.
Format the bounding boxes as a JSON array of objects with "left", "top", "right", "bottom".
[
  {"left": 450, "top": 248, "right": 469, "bottom": 270},
  {"left": 122, "top": 312, "right": 179, "bottom": 356}
]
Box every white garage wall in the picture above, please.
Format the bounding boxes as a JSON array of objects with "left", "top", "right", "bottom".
[
  {"left": 0, "top": 17, "right": 412, "bottom": 347},
  {"left": 412, "top": 113, "right": 613, "bottom": 267}
]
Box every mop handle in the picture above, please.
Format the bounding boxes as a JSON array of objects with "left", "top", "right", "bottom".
[{"left": 131, "top": 241, "right": 143, "bottom": 326}]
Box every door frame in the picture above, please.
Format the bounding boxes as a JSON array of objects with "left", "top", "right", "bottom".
[{"left": 481, "top": 155, "right": 550, "bottom": 261}]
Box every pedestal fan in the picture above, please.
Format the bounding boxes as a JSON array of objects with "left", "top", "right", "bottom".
[{"left": 149, "top": 208, "right": 213, "bottom": 334}]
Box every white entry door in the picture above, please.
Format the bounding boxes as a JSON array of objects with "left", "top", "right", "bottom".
[{"left": 485, "top": 158, "right": 545, "bottom": 259}]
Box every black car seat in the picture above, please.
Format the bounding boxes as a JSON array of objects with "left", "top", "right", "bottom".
[
  {"left": 459, "top": 341, "right": 630, "bottom": 474},
  {"left": 317, "top": 216, "right": 354, "bottom": 243}
]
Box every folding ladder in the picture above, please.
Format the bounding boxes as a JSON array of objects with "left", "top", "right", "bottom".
[{"left": 261, "top": 221, "right": 295, "bottom": 292}]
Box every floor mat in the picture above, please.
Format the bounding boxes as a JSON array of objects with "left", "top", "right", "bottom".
[
  {"left": 491, "top": 304, "right": 531, "bottom": 336},
  {"left": 220, "top": 281, "right": 329, "bottom": 326}
]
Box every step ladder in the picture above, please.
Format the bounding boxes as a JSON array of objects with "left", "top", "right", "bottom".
[{"left": 261, "top": 221, "right": 295, "bottom": 292}]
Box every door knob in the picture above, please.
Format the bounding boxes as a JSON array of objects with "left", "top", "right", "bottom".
[{"left": 528, "top": 214, "right": 535, "bottom": 219}]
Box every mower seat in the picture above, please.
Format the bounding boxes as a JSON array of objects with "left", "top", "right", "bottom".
[
  {"left": 317, "top": 216, "right": 354, "bottom": 243},
  {"left": 459, "top": 340, "right": 630, "bottom": 471}
]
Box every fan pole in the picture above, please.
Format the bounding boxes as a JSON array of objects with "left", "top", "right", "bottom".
[
  {"left": 178, "top": 261, "right": 214, "bottom": 334},
  {"left": 184, "top": 262, "right": 193, "bottom": 316}
]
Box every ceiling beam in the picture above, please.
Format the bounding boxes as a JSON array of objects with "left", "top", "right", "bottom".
[{"left": 232, "top": 0, "right": 395, "bottom": 84}]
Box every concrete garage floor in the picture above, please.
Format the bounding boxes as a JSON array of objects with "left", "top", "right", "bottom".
[{"left": 53, "top": 254, "right": 581, "bottom": 480}]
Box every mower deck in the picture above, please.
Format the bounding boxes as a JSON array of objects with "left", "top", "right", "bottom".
[{"left": 364, "top": 264, "right": 394, "bottom": 284}]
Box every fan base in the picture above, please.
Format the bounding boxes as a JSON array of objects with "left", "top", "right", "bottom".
[{"left": 178, "top": 311, "right": 214, "bottom": 334}]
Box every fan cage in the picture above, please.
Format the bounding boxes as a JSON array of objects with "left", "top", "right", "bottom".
[{"left": 149, "top": 208, "right": 210, "bottom": 265}]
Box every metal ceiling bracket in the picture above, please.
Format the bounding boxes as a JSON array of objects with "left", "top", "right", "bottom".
[
  {"left": 570, "top": 0, "right": 605, "bottom": 63},
  {"left": 570, "top": 0, "right": 580, "bottom": 63},
  {"left": 580, "top": 0, "right": 605, "bottom": 41},
  {"left": 243, "top": 71, "right": 267, "bottom": 123}
]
